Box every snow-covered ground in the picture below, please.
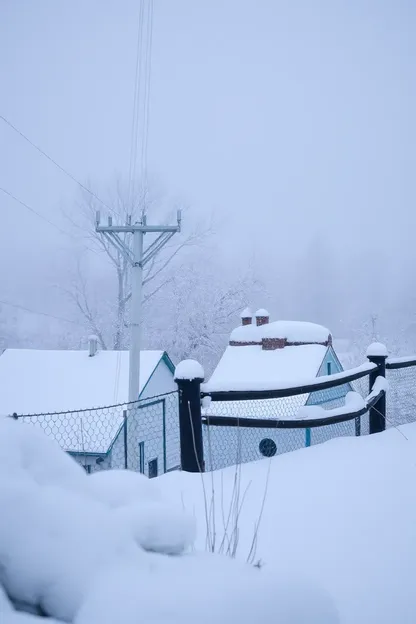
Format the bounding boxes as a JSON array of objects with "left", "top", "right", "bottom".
[
  {"left": 0, "top": 416, "right": 338, "bottom": 624},
  {"left": 2, "top": 415, "right": 415, "bottom": 623},
  {"left": 159, "top": 423, "right": 416, "bottom": 624}
]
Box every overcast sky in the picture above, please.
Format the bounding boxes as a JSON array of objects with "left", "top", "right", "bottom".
[{"left": 1, "top": 0, "right": 415, "bottom": 313}]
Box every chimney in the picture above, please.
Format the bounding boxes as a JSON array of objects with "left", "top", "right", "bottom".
[
  {"left": 88, "top": 335, "right": 99, "bottom": 357},
  {"left": 240, "top": 307, "right": 253, "bottom": 326},
  {"left": 255, "top": 308, "right": 270, "bottom": 327}
]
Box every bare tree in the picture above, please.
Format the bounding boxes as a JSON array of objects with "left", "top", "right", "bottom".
[
  {"left": 65, "top": 178, "right": 212, "bottom": 349},
  {"left": 144, "top": 260, "right": 265, "bottom": 374}
]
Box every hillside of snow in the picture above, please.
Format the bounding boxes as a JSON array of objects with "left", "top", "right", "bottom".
[
  {"left": 159, "top": 424, "right": 416, "bottom": 624},
  {"left": 0, "top": 416, "right": 338, "bottom": 624}
]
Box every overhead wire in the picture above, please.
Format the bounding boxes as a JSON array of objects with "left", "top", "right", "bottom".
[
  {"left": 0, "top": 186, "right": 73, "bottom": 238},
  {"left": 140, "top": 0, "right": 154, "bottom": 211},
  {"left": 128, "top": 0, "right": 145, "bottom": 209},
  {"left": 0, "top": 298, "right": 85, "bottom": 327},
  {"left": 0, "top": 186, "right": 101, "bottom": 255},
  {"left": 0, "top": 113, "right": 115, "bottom": 215}
]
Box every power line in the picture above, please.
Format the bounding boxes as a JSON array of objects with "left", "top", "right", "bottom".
[
  {"left": 0, "top": 186, "right": 101, "bottom": 255},
  {"left": 0, "top": 298, "right": 85, "bottom": 327},
  {"left": 0, "top": 186, "right": 72, "bottom": 238},
  {"left": 128, "top": 0, "right": 145, "bottom": 207},
  {"left": 0, "top": 114, "right": 115, "bottom": 215}
]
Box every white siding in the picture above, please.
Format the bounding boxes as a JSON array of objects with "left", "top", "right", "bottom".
[{"left": 124, "top": 360, "right": 179, "bottom": 476}]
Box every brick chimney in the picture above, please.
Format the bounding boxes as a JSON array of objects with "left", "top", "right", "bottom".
[
  {"left": 255, "top": 308, "right": 269, "bottom": 327},
  {"left": 240, "top": 307, "right": 253, "bottom": 326}
]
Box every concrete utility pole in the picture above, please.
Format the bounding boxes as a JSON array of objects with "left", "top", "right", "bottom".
[{"left": 96, "top": 210, "right": 181, "bottom": 403}]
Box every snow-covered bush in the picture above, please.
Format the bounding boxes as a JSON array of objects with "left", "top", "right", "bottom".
[{"left": 0, "top": 416, "right": 338, "bottom": 623}]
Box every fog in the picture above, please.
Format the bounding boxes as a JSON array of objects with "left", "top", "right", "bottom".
[{"left": 1, "top": 0, "right": 415, "bottom": 365}]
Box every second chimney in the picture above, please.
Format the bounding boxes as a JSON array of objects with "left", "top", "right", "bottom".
[
  {"left": 240, "top": 307, "right": 253, "bottom": 326},
  {"left": 255, "top": 308, "right": 270, "bottom": 326}
]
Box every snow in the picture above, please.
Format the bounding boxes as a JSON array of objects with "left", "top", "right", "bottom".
[
  {"left": 239, "top": 307, "right": 252, "bottom": 318},
  {"left": 366, "top": 375, "right": 389, "bottom": 404},
  {"left": 230, "top": 319, "right": 331, "bottom": 344},
  {"left": 254, "top": 307, "right": 269, "bottom": 317},
  {"left": 205, "top": 360, "right": 375, "bottom": 394},
  {"left": 366, "top": 342, "right": 388, "bottom": 357},
  {"left": 0, "top": 348, "right": 166, "bottom": 414},
  {"left": 0, "top": 416, "right": 338, "bottom": 624},
  {"left": 174, "top": 359, "right": 205, "bottom": 381},
  {"left": 296, "top": 391, "right": 365, "bottom": 420},
  {"left": 159, "top": 423, "right": 416, "bottom": 624},
  {"left": 205, "top": 343, "right": 328, "bottom": 392},
  {"left": 387, "top": 354, "right": 416, "bottom": 365}
]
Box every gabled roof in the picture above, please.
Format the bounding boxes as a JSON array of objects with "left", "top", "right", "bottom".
[
  {"left": 205, "top": 344, "right": 328, "bottom": 393},
  {"left": 0, "top": 348, "right": 175, "bottom": 456},
  {"left": 204, "top": 344, "right": 330, "bottom": 420},
  {"left": 204, "top": 317, "right": 332, "bottom": 420},
  {"left": 0, "top": 348, "right": 173, "bottom": 415}
]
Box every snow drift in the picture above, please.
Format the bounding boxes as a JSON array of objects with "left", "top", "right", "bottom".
[{"left": 0, "top": 416, "right": 338, "bottom": 624}]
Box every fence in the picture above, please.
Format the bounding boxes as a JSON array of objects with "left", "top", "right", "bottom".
[
  {"left": 177, "top": 351, "right": 416, "bottom": 472},
  {"left": 17, "top": 391, "right": 180, "bottom": 478},
  {"left": 11, "top": 352, "right": 416, "bottom": 475}
]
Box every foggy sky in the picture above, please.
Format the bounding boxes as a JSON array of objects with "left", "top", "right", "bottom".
[{"left": 1, "top": 0, "right": 415, "bottom": 326}]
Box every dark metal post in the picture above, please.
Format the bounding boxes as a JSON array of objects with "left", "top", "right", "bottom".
[
  {"left": 175, "top": 368, "right": 204, "bottom": 473},
  {"left": 123, "top": 409, "right": 128, "bottom": 469},
  {"left": 367, "top": 346, "right": 387, "bottom": 434}
]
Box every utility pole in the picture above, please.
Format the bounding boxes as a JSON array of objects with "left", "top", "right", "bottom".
[{"left": 96, "top": 210, "right": 181, "bottom": 403}]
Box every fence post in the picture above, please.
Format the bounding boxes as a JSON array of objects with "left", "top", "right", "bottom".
[
  {"left": 367, "top": 343, "right": 388, "bottom": 434},
  {"left": 174, "top": 359, "right": 205, "bottom": 473},
  {"left": 123, "top": 409, "right": 128, "bottom": 469}
]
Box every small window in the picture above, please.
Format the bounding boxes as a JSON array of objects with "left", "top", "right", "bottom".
[
  {"left": 139, "top": 442, "right": 145, "bottom": 474},
  {"left": 148, "top": 458, "right": 158, "bottom": 479},
  {"left": 327, "top": 361, "right": 332, "bottom": 375},
  {"left": 259, "top": 438, "right": 277, "bottom": 458}
]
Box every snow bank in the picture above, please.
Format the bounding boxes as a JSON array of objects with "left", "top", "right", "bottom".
[
  {"left": 175, "top": 359, "right": 205, "bottom": 381},
  {"left": 159, "top": 423, "right": 416, "bottom": 624},
  {"left": 75, "top": 553, "right": 338, "bottom": 624},
  {"left": 0, "top": 416, "right": 338, "bottom": 624}
]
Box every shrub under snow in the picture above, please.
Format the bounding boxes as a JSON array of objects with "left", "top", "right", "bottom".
[{"left": 0, "top": 416, "right": 338, "bottom": 623}]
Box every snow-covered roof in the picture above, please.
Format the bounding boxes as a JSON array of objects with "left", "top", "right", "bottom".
[
  {"left": 0, "top": 348, "right": 169, "bottom": 415},
  {"left": 204, "top": 340, "right": 330, "bottom": 420},
  {"left": 205, "top": 344, "right": 328, "bottom": 394},
  {"left": 0, "top": 348, "right": 173, "bottom": 455},
  {"left": 230, "top": 320, "right": 331, "bottom": 344},
  {"left": 254, "top": 308, "right": 269, "bottom": 317}
]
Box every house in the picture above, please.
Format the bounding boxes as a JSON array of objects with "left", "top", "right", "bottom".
[
  {"left": 0, "top": 337, "right": 179, "bottom": 476},
  {"left": 203, "top": 309, "right": 353, "bottom": 469}
]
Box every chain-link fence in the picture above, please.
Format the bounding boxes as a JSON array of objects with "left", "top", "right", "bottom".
[
  {"left": 201, "top": 361, "right": 416, "bottom": 472},
  {"left": 386, "top": 365, "right": 416, "bottom": 428},
  {"left": 13, "top": 360, "right": 416, "bottom": 475},
  {"left": 18, "top": 391, "right": 180, "bottom": 477},
  {"left": 201, "top": 373, "right": 371, "bottom": 471}
]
